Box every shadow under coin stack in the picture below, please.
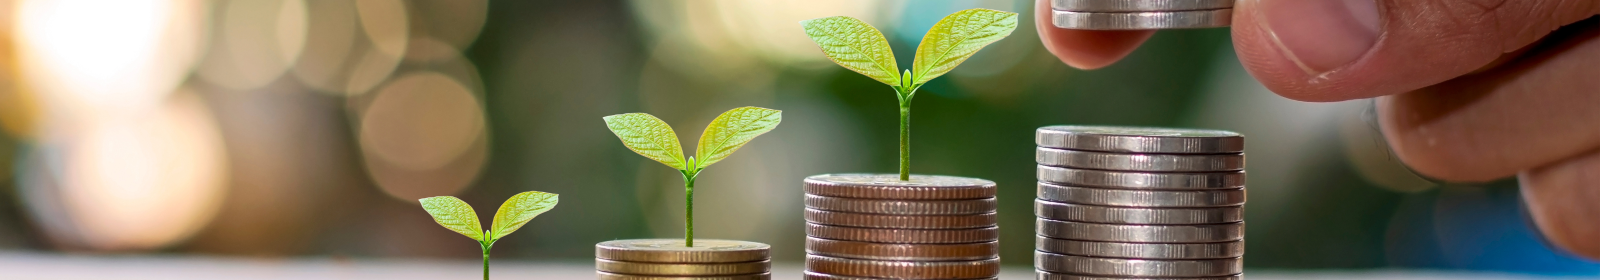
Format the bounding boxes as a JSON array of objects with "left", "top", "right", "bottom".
[
  {"left": 595, "top": 239, "right": 772, "bottom": 280},
  {"left": 1049, "top": 0, "right": 1234, "bottom": 30},
  {"left": 1033, "top": 126, "right": 1246, "bottom": 280},
  {"left": 802, "top": 174, "right": 1000, "bottom": 280}
]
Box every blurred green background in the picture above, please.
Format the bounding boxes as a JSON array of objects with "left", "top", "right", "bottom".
[{"left": 0, "top": 0, "right": 1593, "bottom": 275}]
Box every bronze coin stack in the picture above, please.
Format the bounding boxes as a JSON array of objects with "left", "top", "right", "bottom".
[
  {"left": 802, "top": 174, "right": 1000, "bottom": 280},
  {"left": 595, "top": 239, "right": 772, "bottom": 280},
  {"left": 1033, "top": 126, "right": 1247, "bottom": 280}
]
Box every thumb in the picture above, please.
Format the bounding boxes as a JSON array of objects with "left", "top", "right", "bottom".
[{"left": 1231, "top": 0, "right": 1600, "bottom": 101}]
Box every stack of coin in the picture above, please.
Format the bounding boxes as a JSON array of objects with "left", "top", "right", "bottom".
[
  {"left": 1049, "top": 0, "right": 1234, "bottom": 30},
  {"left": 802, "top": 174, "right": 1000, "bottom": 280},
  {"left": 1033, "top": 126, "right": 1246, "bottom": 280},
  {"left": 595, "top": 239, "right": 771, "bottom": 280}
]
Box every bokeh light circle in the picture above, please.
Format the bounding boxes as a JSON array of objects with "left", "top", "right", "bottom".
[
  {"left": 359, "top": 71, "right": 487, "bottom": 200},
  {"left": 194, "top": 0, "right": 307, "bottom": 90},
  {"left": 19, "top": 92, "right": 229, "bottom": 251},
  {"left": 13, "top": 0, "right": 206, "bottom": 115}
]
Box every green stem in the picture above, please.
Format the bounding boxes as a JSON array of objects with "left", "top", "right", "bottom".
[
  {"left": 683, "top": 171, "right": 698, "bottom": 247},
  {"left": 898, "top": 104, "right": 910, "bottom": 181},
  {"left": 896, "top": 86, "right": 915, "bottom": 181},
  {"left": 481, "top": 242, "right": 491, "bottom": 280}
]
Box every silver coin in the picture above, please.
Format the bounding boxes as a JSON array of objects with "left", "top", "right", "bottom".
[
  {"left": 806, "top": 255, "right": 1000, "bottom": 279},
  {"left": 1036, "top": 148, "right": 1243, "bottom": 172},
  {"left": 1051, "top": 0, "right": 1234, "bottom": 12},
  {"left": 805, "top": 208, "right": 997, "bottom": 229},
  {"left": 1036, "top": 270, "right": 1242, "bottom": 280},
  {"left": 807, "top": 223, "right": 999, "bottom": 244},
  {"left": 596, "top": 259, "right": 770, "bottom": 276},
  {"left": 1036, "top": 219, "right": 1243, "bottom": 243},
  {"left": 807, "top": 271, "right": 996, "bottom": 280},
  {"left": 1035, "top": 236, "right": 1244, "bottom": 259},
  {"left": 1034, "top": 200, "right": 1242, "bottom": 224},
  {"left": 1035, "top": 251, "right": 1242, "bottom": 277},
  {"left": 596, "top": 239, "right": 770, "bottom": 263},
  {"left": 1035, "top": 126, "right": 1243, "bottom": 154},
  {"left": 805, "top": 174, "right": 997, "bottom": 200},
  {"left": 597, "top": 271, "right": 772, "bottom": 280},
  {"left": 1036, "top": 182, "right": 1245, "bottom": 208},
  {"left": 1037, "top": 165, "right": 1244, "bottom": 190},
  {"left": 805, "top": 194, "right": 996, "bottom": 215},
  {"left": 1051, "top": 9, "right": 1232, "bottom": 30},
  {"left": 807, "top": 237, "right": 998, "bottom": 261}
]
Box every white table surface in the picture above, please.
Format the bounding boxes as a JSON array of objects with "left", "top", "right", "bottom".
[{"left": 1, "top": 252, "right": 1591, "bottom": 280}]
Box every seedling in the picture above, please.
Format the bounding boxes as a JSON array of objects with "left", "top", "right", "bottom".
[
  {"left": 801, "top": 9, "right": 1017, "bottom": 180},
  {"left": 420, "top": 191, "right": 559, "bottom": 280},
  {"left": 603, "top": 106, "right": 782, "bottom": 247}
]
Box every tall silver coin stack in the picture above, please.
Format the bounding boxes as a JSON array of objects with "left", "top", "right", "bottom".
[
  {"left": 1033, "top": 126, "right": 1246, "bottom": 280},
  {"left": 595, "top": 239, "right": 772, "bottom": 280},
  {"left": 1049, "top": 0, "right": 1234, "bottom": 30},
  {"left": 802, "top": 174, "right": 1001, "bottom": 280}
]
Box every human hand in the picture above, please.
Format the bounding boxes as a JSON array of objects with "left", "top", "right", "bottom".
[{"left": 1036, "top": 0, "right": 1600, "bottom": 259}]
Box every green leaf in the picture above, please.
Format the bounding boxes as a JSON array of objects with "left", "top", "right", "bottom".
[
  {"left": 800, "top": 16, "right": 901, "bottom": 86},
  {"left": 604, "top": 113, "right": 688, "bottom": 170},
  {"left": 419, "top": 196, "right": 485, "bottom": 241},
  {"left": 900, "top": 69, "right": 914, "bottom": 93},
  {"left": 489, "top": 191, "right": 559, "bottom": 241},
  {"left": 910, "top": 8, "right": 1018, "bottom": 85},
  {"left": 694, "top": 107, "right": 781, "bottom": 169}
]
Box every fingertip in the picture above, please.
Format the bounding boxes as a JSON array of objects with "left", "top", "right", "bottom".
[
  {"left": 1230, "top": 0, "right": 1376, "bottom": 102},
  {"left": 1040, "top": 29, "right": 1156, "bottom": 69},
  {"left": 1375, "top": 94, "right": 1516, "bottom": 182},
  {"left": 1034, "top": 0, "right": 1154, "bottom": 69},
  {"left": 1519, "top": 152, "right": 1600, "bottom": 261}
]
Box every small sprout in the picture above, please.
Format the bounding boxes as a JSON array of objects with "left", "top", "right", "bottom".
[
  {"left": 420, "top": 191, "right": 559, "bottom": 280},
  {"left": 604, "top": 106, "right": 782, "bottom": 247},
  {"left": 801, "top": 8, "right": 1017, "bottom": 180}
]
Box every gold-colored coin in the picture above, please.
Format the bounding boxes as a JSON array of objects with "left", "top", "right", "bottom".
[
  {"left": 596, "top": 271, "right": 771, "bottom": 280},
  {"left": 805, "top": 194, "right": 996, "bottom": 215},
  {"left": 807, "top": 237, "right": 998, "bottom": 261},
  {"left": 595, "top": 259, "right": 770, "bottom": 276},
  {"left": 804, "top": 271, "right": 996, "bottom": 280},
  {"left": 596, "top": 239, "right": 770, "bottom": 263},
  {"left": 805, "top": 254, "right": 1000, "bottom": 279},
  {"left": 806, "top": 223, "right": 998, "bottom": 244},
  {"left": 805, "top": 174, "right": 996, "bottom": 200},
  {"left": 805, "top": 208, "right": 997, "bottom": 229}
]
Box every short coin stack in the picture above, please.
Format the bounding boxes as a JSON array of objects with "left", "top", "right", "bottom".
[
  {"left": 1049, "top": 0, "right": 1234, "bottom": 30},
  {"left": 595, "top": 239, "right": 771, "bottom": 280},
  {"left": 1033, "top": 125, "right": 1246, "bottom": 280},
  {"left": 802, "top": 174, "right": 1000, "bottom": 280}
]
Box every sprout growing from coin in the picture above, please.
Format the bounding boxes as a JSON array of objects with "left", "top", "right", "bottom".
[
  {"left": 420, "top": 191, "right": 559, "bottom": 280},
  {"left": 603, "top": 106, "right": 781, "bottom": 247},
  {"left": 801, "top": 9, "right": 1017, "bottom": 181}
]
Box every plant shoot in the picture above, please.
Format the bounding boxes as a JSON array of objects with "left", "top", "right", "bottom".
[
  {"left": 603, "top": 106, "right": 781, "bottom": 247},
  {"left": 420, "top": 191, "right": 560, "bottom": 280},
  {"left": 801, "top": 9, "right": 1017, "bottom": 180}
]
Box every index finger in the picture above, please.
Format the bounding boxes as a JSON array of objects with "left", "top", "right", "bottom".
[{"left": 1036, "top": 0, "right": 1156, "bottom": 69}]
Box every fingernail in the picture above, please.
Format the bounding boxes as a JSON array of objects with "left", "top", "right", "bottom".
[{"left": 1256, "top": 0, "right": 1381, "bottom": 74}]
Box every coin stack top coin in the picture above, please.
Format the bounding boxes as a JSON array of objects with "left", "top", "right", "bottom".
[
  {"left": 596, "top": 239, "right": 772, "bottom": 280},
  {"left": 803, "top": 174, "right": 1001, "bottom": 280},
  {"left": 1048, "top": 0, "right": 1235, "bottom": 30},
  {"left": 1033, "top": 126, "right": 1246, "bottom": 280}
]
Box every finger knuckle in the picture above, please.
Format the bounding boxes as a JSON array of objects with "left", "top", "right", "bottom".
[
  {"left": 1429, "top": 0, "right": 1597, "bottom": 51},
  {"left": 1430, "top": 0, "right": 1505, "bottom": 28}
]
